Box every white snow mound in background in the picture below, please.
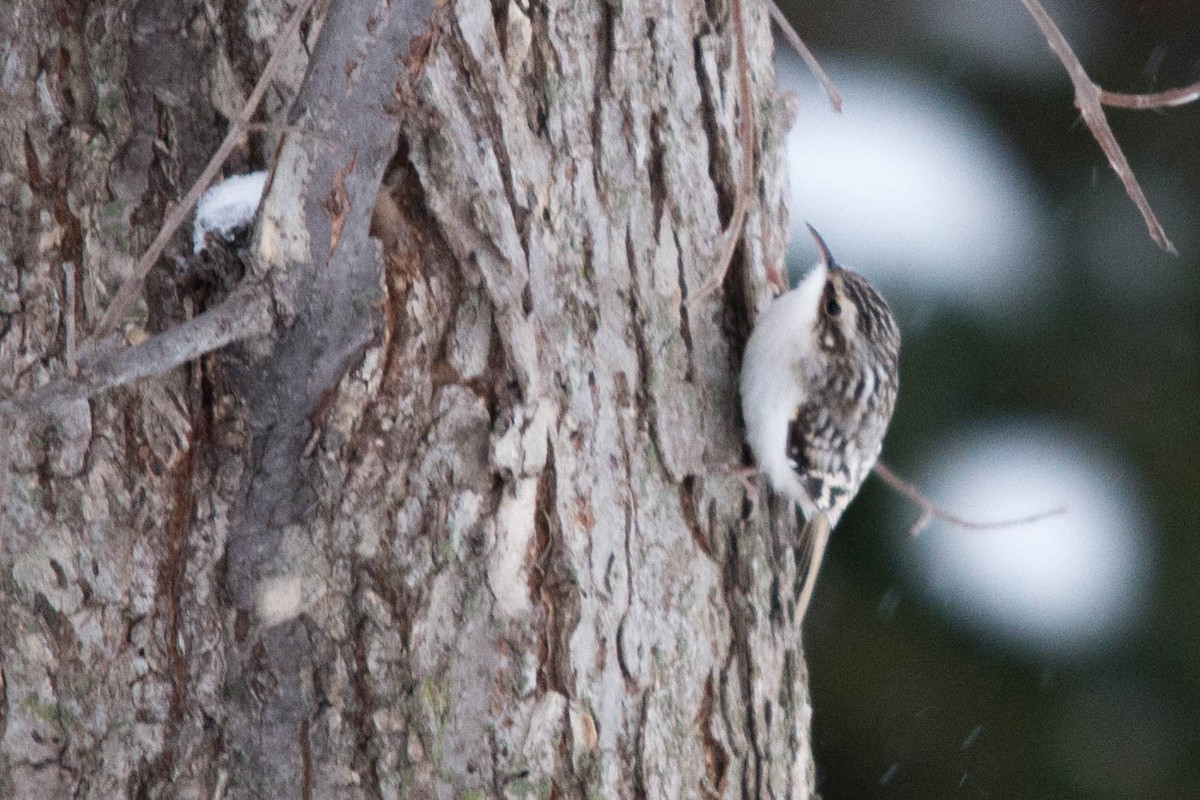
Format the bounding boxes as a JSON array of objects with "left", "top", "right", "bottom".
[{"left": 903, "top": 419, "right": 1153, "bottom": 658}]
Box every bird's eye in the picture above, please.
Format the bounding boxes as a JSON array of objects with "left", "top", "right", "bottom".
[{"left": 825, "top": 297, "right": 841, "bottom": 317}]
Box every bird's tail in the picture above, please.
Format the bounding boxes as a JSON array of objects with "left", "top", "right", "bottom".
[{"left": 794, "top": 510, "right": 832, "bottom": 622}]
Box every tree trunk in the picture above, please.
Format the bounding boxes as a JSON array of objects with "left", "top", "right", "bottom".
[{"left": 0, "top": 0, "right": 810, "bottom": 797}]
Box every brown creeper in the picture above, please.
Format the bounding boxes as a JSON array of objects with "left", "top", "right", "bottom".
[{"left": 740, "top": 224, "right": 900, "bottom": 534}]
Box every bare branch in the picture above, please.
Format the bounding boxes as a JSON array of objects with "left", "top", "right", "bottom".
[
  {"left": 873, "top": 460, "right": 1066, "bottom": 537},
  {"left": 1100, "top": 81, "right": 1200, "bottom": 110},
  {"left": 687, "top": 0, "right": 755, "bottom": 305},
  {"left": 1, "top": 284, "right": 274, "bottom": 417},
  {"left": 1021, "top": 0, "right": 1176, "bottom": 254},
  {"left": 93, "top": 0, "right": 319, "bottom": 338},
  {"left": 768, "top": 2, "right": 842, "bottom": 113}
]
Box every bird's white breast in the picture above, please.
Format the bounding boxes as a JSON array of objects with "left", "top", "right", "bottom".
[{"left": 739, "top": 263, "right": 827, "bottom": 517}]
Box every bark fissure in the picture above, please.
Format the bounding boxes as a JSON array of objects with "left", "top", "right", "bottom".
[
  {"left": 590, "top": 1, "right": 614, "bottom": 198},
  {"left": 298, "top": 717, "right": 313, "bottom": 800},
  {"left": 632, "top": 689, "right": 651, "bottom": 800},
  {"left": 450, "top": 14, "right": 530, "bottom": 258},
  {"left": 148, "top": 415, "right": 198, "bottom": 784},
  {"left": 647, "top": 111, "right": 668, "bottom": 237},
  {"left": 679, "top": 475, "right": 715, "bottom": 559},
  {"left": 349, "top": 568, "right": 385, "bottom": 800},
  {"left": 624, "top": 223, "right": 669, "bottom": 482},
  {"left": 615, "top": 378, "right": 642, "bottom": 693},
  {"left": 780, "top": 649, "right": 800, "bottom": 795},
  {"left": 0, "top": 669, "right": 7, "bottom": 754},
  {"left": 614, "top": 500, "right": 638, "bottom": 690},
  {"left": 698, "top": 675, "right": 730, "bottom": 799},
  {"left": 724, "top": 520, "right": 763, "bottom": 799},
  {"left": 693, "top": 34, "right": 734, "bottom": 227},
  {"left": 674, "top": 228, "right": 698, "bottom": 382},
  {"left": 531, "top": 440, "right": 569, "bottom": 696}
]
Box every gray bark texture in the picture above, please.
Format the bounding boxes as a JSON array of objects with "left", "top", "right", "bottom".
[{"left": 0, "top": 0, "right": 813, "bottom": 797}]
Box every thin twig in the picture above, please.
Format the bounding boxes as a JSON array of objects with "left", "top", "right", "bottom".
[
  {"left": 1, "top": 285, "right": 274, "bottom": 417},
  {"left": 687, "top": 0, "right": 756, "bottom": 306},
  {"left": 62, "top": 262, "right": 77, "bottom": 376},
  {"left": 93, "top": 0, "right": 319, "bottom": 337},
  {"left": 873, "top": 460, "right": 1066, "bottom": 537},
  {"left": 1100, "top": 81, "right": 1200, "bottom": 110},
  {"left": 1021, "top": 0, "right": 1176, "bottom": 254},
  {"left": 768, "top": 1, "right": 842, "bottom": 112}
]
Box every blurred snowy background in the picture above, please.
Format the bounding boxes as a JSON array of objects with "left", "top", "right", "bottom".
[{"left": 776, "top": 0, "right": 1200, "bottom": 796}]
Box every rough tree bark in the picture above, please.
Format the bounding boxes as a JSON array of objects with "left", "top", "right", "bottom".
[{"left": 0, "top": 0, "right": 812, "bottom": 797}]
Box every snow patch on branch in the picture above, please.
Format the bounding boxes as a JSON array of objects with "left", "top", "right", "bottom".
[{"left": 193, "top": 171, "right": 268, "bottom": 253}]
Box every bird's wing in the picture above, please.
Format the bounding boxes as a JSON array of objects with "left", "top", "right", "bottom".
[{"left": 787, "top": 404, "right": 853, "bottom": 521}]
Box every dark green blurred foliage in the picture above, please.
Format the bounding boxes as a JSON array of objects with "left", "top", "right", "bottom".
[{"left": 780, "top": 1, "right": 1200, "bottom": 797}]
